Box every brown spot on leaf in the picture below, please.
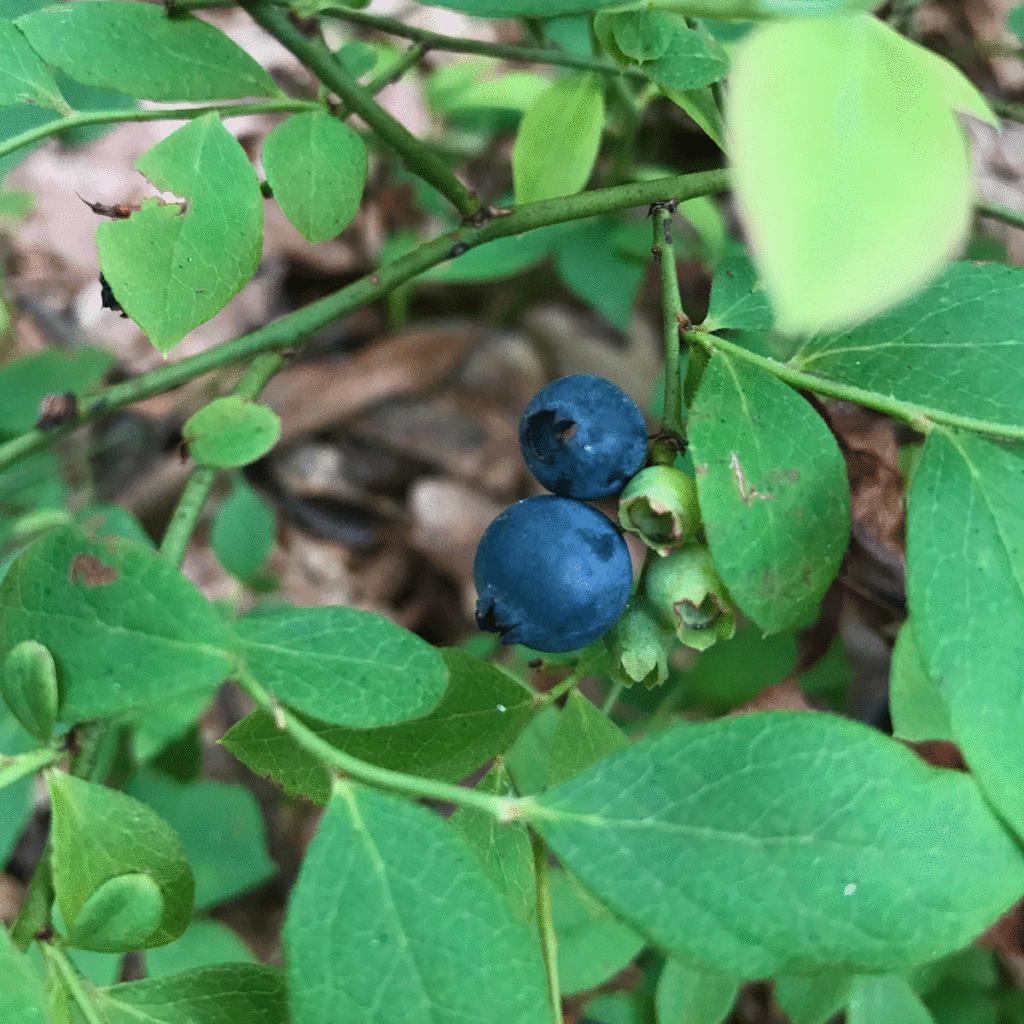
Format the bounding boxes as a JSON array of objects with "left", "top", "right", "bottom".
[{"left": 69, "top": 553, "right": 119, "bottom": 587}]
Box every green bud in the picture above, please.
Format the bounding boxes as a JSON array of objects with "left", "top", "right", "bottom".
[
  {"left": 2, "top": 640, "right": 59, "bottom": 741},
  {"left": 619, "top": 466, "right": 701, "bottom": 556},
  {"left": 606, "top": 596, "right": 675, "bottom": 689},
  {"left": 645, "top": 543, "right": 736, "bottom": 651}
]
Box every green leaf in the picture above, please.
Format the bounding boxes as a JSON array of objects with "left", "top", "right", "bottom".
[
  {"left": 798, "top": 635, "right": 852, "bottom": 710},
  {"left": 774, "top": 973, "right": 855, "bottom": 1024},
  {"left": 97, "top": 964, "right": 288, "bottom": 1024},
  {"left": 0, "top": 926, "right": 47, "bottom": 1024},
  {"left": 906, "top": 431, "right": 1024, "bottom": 838},
  {"left": 582, "top": 990, "right": 654, "bottom": 1024},
  {"left": 847, "top": 974, "right": 936, "bottom": 1024},
  {"left": 335, "top": 40, "right": 378, "bottom": 79},
  {"left": 1010, "top": 3, "right": 1024, "bottom": 39},
  {"left": 418, "top": 0, "right": 621, "bottom": 16},
  {"left": 145, "top": 919, "right": 256, "bottom": 977},
  {"left": 679, "top": 623, "right": 796, "bottom": 715},
  {"left": 0, "top": 347, "right": 113, "bottom": 437},
  {"left": 425, "top": 223, "right": 567, "bottom": 283},
  {"left": 0, "top": 19, "right": 65, "bottom": 111},
  {"left": 0, "top": 709, "right": 35, "bottom": 864},
  {"left": 610, "top": 8, "right": 677, "bottom": 61},
  {"left": 128, "top": 770, "right": 275, "bottom": 911},
  {"left": 97, "top": 113, "right": 262, "bottom": 355},
  {"left": 921, "top": 948, "right": 1000, "bottom": 1024},
  {"left": 792, "top": 263, "right": 1024, "bottom": 433},
  {"left": 702, "top": 255, "right": 774, "bottom": 332},
  {"left": 222, "top": 647, "right": 538, "bottom": 795},
  {"left": 15, "top": 2, "right": 278, "bottom": 101},
  {"left": 547, "top": 690, "right": 628, "bottom": 788},
  {"left": 688, "top": 353, "right": 850, "bottom": 633},
  {"left": 1, "top": 639, "right": 58, "bottom": 741},
  {"left": 640, "top": 24, "right": 727, "bottom": 92},
  {"left": 661, "top": 84, "right": 725, "bottom": 149},
  {"left": 231, "top": 604, "right": 447, "bottom": 728},
  {"left": 427, "top": 59, "right": 551, "bottom": 115},
  {"left": 527, "top": 712, "right": 1024, "bottom": 977},
  {"left": 513, "top": 72, "right": 604, "bottom": 204},
  {"left": 655, "top": 959, "right": 737, "bottom": 1024},
  {"left": 726, "top": 15, "right": 994, "bottom": 334},
  {"left": 183, "top": 397, "right": 281, "bottom": 469},
  {"left": 285, "top": 784, "right": 550, "bottom": 1024},
  {"left": 555, "top": 217, "right": 646, "bottom": 331},
  {"left": 74, "top": 505, "right": 153, "bottom": 547},
  {"left": 551, "top": 867, "right": 646, "bottom": 994},
  {"left": 67, "top": 873, "right": 165, "bottom": 953},
  {"left": 449, "top": 763, "right": 535, "bottom": 924},
  {"left": 675, "top": 195, "right": 727, "bottom": 269},
  {"left": 0, "top": 527, "right": 234, "bottom": 722},
  {"left": 0, "top": 188, "right": 33, "bottom": 221},
  {"left": 132, "top": 687, "right": 216, "bottom": 765},
  {"left": 889, "top": 620, "right": 951, "bottom": 742},
  {"left": 262, "top": 111, "right": 367, "bottom": 244},
  {"left": 48, "top": 773, "right": 194, "bottom": 950},
  {"left": 220, "top": 709, "right": 331, "bottom": 806},
  {"left": 211, "top": 482, "right": 276, "bottom": 579},
  {"left": 504, "top": 702, "right": 561, "bottom": 795}
]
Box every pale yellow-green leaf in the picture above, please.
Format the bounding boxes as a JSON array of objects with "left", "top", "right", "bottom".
[{"left": 726, "top": 15, "right": 989, "bottom": 335}]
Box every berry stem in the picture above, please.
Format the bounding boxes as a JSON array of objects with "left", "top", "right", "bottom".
[
  {"left": 652, "top": 205, "right": 687, "bottom": 436},
  {"left": 601, "top": 679, "right": 625, "bottom": 715}
]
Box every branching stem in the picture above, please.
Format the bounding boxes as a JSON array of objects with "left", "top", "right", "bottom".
[
  {"left": 246, "top": 2, "right": 481, "bottom": 218},
  {"left": 0, "top": 169, "right": 730, "bottom": 477},
  {"left": 683, "top": 327, "right": 1024, "bottom": 438},
  {"left": 0, "top": 99, "right": 320, "bottom": 164},
  {"left": 975, "top": 199, "right": 1024, "bottom": 233},
  {"left": 312, "top": 5, "right": 650, "bottom": 81}
]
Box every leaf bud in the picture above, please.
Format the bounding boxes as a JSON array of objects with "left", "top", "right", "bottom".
[
  {"left": 645, "top": 543, "right": 736, "bottom": 651},
  {"left": 619, "top": 466, "right": 701, "bottom": 556},
  {"left": 605, "top": 596, "right": 675, "bottom": 689},
  {"left": 2, "top": 639, "right": 59, "bottom": 741}
]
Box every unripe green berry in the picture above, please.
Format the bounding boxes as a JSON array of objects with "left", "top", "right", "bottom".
[
  {"left": 645, "top": 543, "right": 736, "bottom": 651},
  {"left": 605, "top": 596, "right": 674, "bottom": 689},
  {"left": 619, "top": 466, "right": 700, "bottom": 556}
]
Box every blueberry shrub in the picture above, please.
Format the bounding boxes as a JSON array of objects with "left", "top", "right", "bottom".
[{"left": 2, "top": 1, "right": 1024, "bottom": 1022}]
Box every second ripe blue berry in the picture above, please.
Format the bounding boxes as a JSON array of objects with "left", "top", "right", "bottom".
[
  {"left": 474, "top": 495, "right": 633, "bottom": 653},
  {"left": 519, "top": 375, "right": 648, "bottom": 500}
]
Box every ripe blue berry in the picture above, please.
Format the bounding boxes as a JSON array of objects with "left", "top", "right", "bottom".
[
  {"left": 519, "top": 375, "right": 648, "bottom": 500},
  {"left": 474, "top": 495, "right": 633, "bottom": 653}
]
